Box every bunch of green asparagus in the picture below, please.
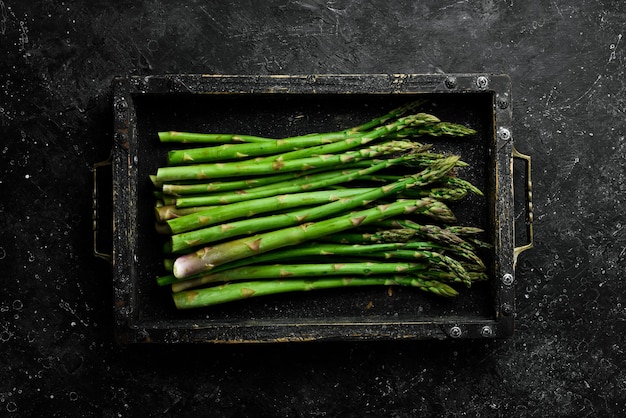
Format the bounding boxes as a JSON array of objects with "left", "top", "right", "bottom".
[{"left": 150, "top": 100, "right": 490, "bottom": 310}]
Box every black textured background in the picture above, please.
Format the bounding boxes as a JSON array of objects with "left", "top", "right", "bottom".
[{"left": 1, "top": 0, "right": 625, "bottom": 416}]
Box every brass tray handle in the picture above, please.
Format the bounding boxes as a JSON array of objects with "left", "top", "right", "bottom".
[
  {"left": 512, "top": 148, "right": 533, "bottom": 268},
  {"left": 92, "top": 154, "right": 113, "bottom": 262}
]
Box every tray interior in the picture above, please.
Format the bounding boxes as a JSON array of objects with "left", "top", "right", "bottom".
[{"left": 128, "top": 92, "right": 497, "bottom": 328}]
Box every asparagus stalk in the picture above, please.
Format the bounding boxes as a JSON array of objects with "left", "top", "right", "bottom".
[
  {"left": 168, "top": 157, "right": 458, "bottom": 253},
  {"left": 153, "top": 101, "right": 489, "bottom": 310},
  {"left": 171, "top": 260, "right": 470, "bottom": 292},
  {"left": 155, "top": 140, "right": 423, "bottom": 183},
  {"left": 171, "top": 246, "right": 472, "bottom": 291},
  {"left": 172, "top": 275, "right": 458, "bottom": 309},
  {"left": 171, "top": 148, "right": 430, "bottom": 208},
  {"left": 165, "top": 132, "right": 348, "bottom": 165},
  {"left": 172, "top": 197, "right": 453, "bottom": 279},
  {"left": 156, "top": 237, "right": 481, "bottom": 287},
  {"left": 160, "top": 171, "right": 307, "bottom": 196},
  {"left": 155, "top": 205, "right": 214, "bottom": 223},
  {"left": 166, "top": 113, "right": 436, "bottom": 165},
  {"left": 166, "top": 188, "right": 369, "bottom": 234},
  {"left": 159, "top": 243, "right": 461, "bottom": 286},
  {"left": 169, "top": 166, "right": 376, "bottom": 208},
  {"left": 168, "top": 186, "right": 455, "bottom": 255},
  {"left": 222, "top": 241, "right": 464, "bottom": 266},
  {"left": 252, "top": 114, "right": 436, "bottom": 164},
  {"left": 158, "top": 131, "right": 275, "bottom": 143},
  {"left": 158, "top": 99, "right": 426, "bottom": 145}
]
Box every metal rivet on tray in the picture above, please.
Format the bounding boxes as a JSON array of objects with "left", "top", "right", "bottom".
[
  {"left": 114, "top": 132, "right": 129, "bottom": 150},
  {"left": 501, "top": 303, "right": 513, "bottom": 316},
  {"left": 115, "top": 98, "right": 127, "bottom": 112},
  {"left": 497, "top": 94, "right": 510, "bottom": 109},
  {"left": 476, "top": 76, "right": 489, "bottom": 89},
  {"left": 498, "top": 127, "right": 511, "bottom": 141},
  {"left": 449, "top": 326, "right": 462, "bottom": 338},
  {"left": 481, "top": 325, "right": 494, "bottom": 338},
  {"left": 168, "top": 330, "right": 180, "bottom": 343},
  {"left": 445, "top": 76, "right": 457, "bottom": 89},
  {"left": 502, "top": 273, "right": 514, "bottom": 286}
]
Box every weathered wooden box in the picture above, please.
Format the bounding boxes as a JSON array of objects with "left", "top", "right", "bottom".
[{"left": 101, "top": 74, "right": 531, "bottom": 343}]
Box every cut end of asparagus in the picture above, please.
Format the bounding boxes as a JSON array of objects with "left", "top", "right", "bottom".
[
  {"left": 158, "top": 131, "right": 173, "bottom": 142},
  {"left": 155, "top": 206, "right": 174, "bottom": 224},
  {"left": 172, "top": 290, "right": 201, "bottom": 309},
  {"left": 155, "top": 222, "right": 172, "bottom": 235},
  {"left": 150, "top": 174, "right": 162, "bottom": 188},
  {"left": 173, "top": 249, "right": 215, "bottom": 279}
]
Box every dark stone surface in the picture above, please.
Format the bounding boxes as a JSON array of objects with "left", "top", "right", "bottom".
[{"left": 1, "top": 0, "right": 625, "bottom": 416}]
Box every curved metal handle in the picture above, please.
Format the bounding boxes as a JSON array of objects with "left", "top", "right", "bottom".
[
  {"left": 93, "top": 154, "right": 113, "bottom": 262},
  {"left": 512, "top": 148, "right": 533, "bottom": 268}
]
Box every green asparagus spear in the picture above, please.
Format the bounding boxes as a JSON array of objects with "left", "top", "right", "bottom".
[
  {"left": 154, "top": 101, "right": 489, "bottom": 310},
  {"left": 155, "top": 140, "right": 422, "bottom": 183},
  {"left": 171, "top": 260, "right": 470, "bottom": 292},
  {"left": 160, "top": 171, "right": 307, "bottom": 196},
  {"left": 391, "top": 121, "right": 477, "bottom": 138},
  {"left": 158, "top": 99, "right": 426, "bottom": 145},
  {"left": 166, "top": 188, "right": 369, "bottom": 234},
  {"left": 170, "top": 163, "right": 391, "bottom": 208},
  {"left": 172, "top": 275, "right": 458, "bottom": 309},
  {"left": 252, "top": 114, "right": 435, "bottom": 164},
  {"left": 155, "top": 205, "right": 215, "bottom": 223},
  {"left": 168, "top": 157, "right": 458, "bottom": 253},
  {"left": 172, "top": 197, "right": 453, "bottom": 279},
  {"left": 158, "top": 131, "right": 275, "bottom": 143},
  {"left": 166, "top": 113, "right": 436, "bottom": 165},
  {"left": 156, "top": 236, "right": 488, "bottom": 288}
]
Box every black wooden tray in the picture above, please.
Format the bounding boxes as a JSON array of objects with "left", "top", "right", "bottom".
[{"left": 95, "top": 74, "right": 532, "bottom": 344}]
